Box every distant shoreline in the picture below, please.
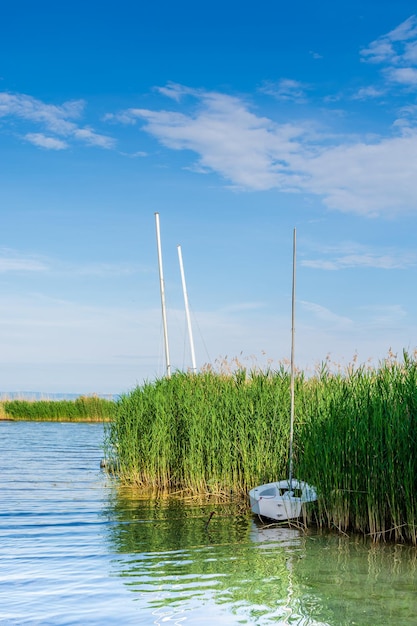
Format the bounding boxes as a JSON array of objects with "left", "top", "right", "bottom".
[
  {"left": 0, "top": 397, "right": 116, "bottom": 422},
  {"left": 0, "top": 392, "right": 117, "bottom": 401}
]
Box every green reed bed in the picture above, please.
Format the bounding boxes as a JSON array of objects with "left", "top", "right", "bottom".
[
  {"left": 297, "top": 353, "right": 417, "bottom": 543},
  {"left": 2, "top": 395, "right": 116, "bottom": 422},
  {"left": 0, "top": 402, "right": 7, "bottom": 420},
  {"left": 107, "top": 354, "right": 417, "bottom": 543},
  {"left": 106, "top": 368, "right": 293, "bottom": 495}
]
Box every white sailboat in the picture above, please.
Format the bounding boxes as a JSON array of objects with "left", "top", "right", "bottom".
[{"left": 249, "top": 229, "right": 317, "bottom": 522}]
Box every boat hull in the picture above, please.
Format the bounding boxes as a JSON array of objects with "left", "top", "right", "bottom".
[{"left": 249, "top": 479, "right": 317, "bottom": 522}]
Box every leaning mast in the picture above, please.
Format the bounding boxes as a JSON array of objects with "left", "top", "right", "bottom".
[{"left": 155, "top": 212, "right": 171, "bottom": 378}]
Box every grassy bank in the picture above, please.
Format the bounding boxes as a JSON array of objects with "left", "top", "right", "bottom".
[
  {"left": 1, "top": 395, "right": 116, "bottom": 422},
  {"left": 106, "top": 353, "right": 417, "bottom": 543}
]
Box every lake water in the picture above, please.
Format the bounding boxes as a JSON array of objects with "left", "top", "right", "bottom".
[{"left": 1, "top": 421, "right": 417, "bottom": 625}]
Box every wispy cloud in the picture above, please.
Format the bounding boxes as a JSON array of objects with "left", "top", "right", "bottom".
[
  {"left": 219, "top": 301, "right": 266, "bottom": 314},
  {"left": 119, "top": 150, "right": 148, "bottom": 158},
  {"left": 0, "top": 248, "right": 147, "bottom": 277},
  {"left": 360, "top": 304, "right": 407, "bottom": 328},
  {"left": 73, "top": 261, "right": 147, "bottom": 277},
  {"left": 361, "top": 16, "right": 417, "bottom": 63},
  {"left": 0, "top": 249, "right": 49, "bottom": 273},
  {"left": 351, "top": 86, "right": 386, "bottom": 100},
  {"left": 302, "top": 242, "right": 416, "bottom": 270},
  {"left": 72, "top": 127, "right": 114, "bottom": 147},
  {"left": 300, "top": 301, "right": 353, "bottom": 329},
  {"left": 99, "top": 18, "right": 417, "bottom": 217},
  {"left": 0, "top": 92, "right": 115, "bottom": 150},
  {"left": 24, "top": 133, "right": 68, "bottom": 150},
  {"left": 109, "top": 79, "right": 417, "bottom": 215},
  {"left": 0, "top": 92, "right": 84, "bottom": 129},
  {"left": 260, "top": 79, "right": 310, "bottom": 102},
  {"left": 0, "top": 292, "right": 149, "bottom": 362},
  {"left": 361, "top": 15, "right": 417, "bottom": 89},
  {"left": 388, "top": 66, "right": 417, "bottom": 85},
  {"left": 110, "top": 88, "right": 309, "bottom": 191},
  {"left": 155, "top": 82, "right": 195, "bottom": 102},
  {"left": 303, "top": 133, "right": 417, "bottom": 215}
]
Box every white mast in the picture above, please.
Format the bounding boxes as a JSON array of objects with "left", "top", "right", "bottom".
[
  {"left": 288, "top": 227, "right": 296, "bottom": 488},
  {"left": 177, "top": 245, "right": 197, "bottom": 373},
  {"left": 154, "top": 212, "right": 171, "bottom": 378}
]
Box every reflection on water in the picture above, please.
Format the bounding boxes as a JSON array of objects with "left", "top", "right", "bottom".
[
  {"left": 1, "top": 421, "right": 417, "bottom": 625},
  {"left": 104, "top": 490, "right": 302, "bottom": 624},
  {"left": 104, "top": 488, "right": 417, "bottom": 625},
  {"left": 0, "top": 421, "right": 141, "bottom": 625}
]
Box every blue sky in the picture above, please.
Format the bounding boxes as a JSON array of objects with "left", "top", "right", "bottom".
[{"left": 2, "top": 1, "right": 417, "bottom": 394}]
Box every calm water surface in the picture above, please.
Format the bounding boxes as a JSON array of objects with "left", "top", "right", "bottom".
[{"left": 1, "top": 421, "right": 417, "bottom": 625}]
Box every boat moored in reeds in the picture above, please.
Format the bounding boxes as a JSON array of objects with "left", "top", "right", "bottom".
[{"left": 249, "top": 228, "right": 318, "bottom": 522}]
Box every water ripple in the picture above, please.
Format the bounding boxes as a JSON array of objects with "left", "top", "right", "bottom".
[{"left": 2, "top": 421, "right": 417, "bottom": 625}]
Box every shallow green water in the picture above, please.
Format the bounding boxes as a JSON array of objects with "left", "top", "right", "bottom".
[
  {"left": 104, "top": 489, "right": 417, "bottom": 625},
  {"left": 1, "top": 421, "right": 416, "bottom": 625}
]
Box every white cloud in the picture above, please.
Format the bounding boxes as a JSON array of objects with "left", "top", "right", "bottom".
[
  {"left": 112, "top": 90, "right": 311, "bottom": 191},
  {"left": 0, "top": 92, "right": 83, "bottom": 134},
  {"left": 119, "top": 150, "right": 148, "bottom": 158},
  {"left": 0, "top": 248, "right": 148, "bottom": 277},
  {"left": 302, "top": 244, "right": 416, "bottom": 270},
  {"left": 110, "top": 83, "right": 417, "bottom": 215},
  {"left": 360, "top": 304, "right": 407, "bottom": 328},
  {"left": 0, "top": 91, "right": 115, "bottom": 150},
  {"left": 300, "top": 301, "right": 353, "bottom": 329},
  {"left": 155, "top": 82, "right": 195, "bottom": 101},
  {"left": 73, "top": 127, "right": 115, "bottom": 148},
  {"left": 361, "top": 39, "right": 396, "bottom": 65},
  {"left": 387, "top": 15, "right": 417, "bottom": 42},
  {"left": 260, "top": 79, "right": 309, "bottom": 102},
  {"left": 99, "top": 21, "right": 417, "bottom": 217},
  {"left": 361, "top": 16, "right": 417, "bottom": 62},
  {"left": 24, "top": 133, "right": 68, "bottom": 150},
  {"left": 302, "top": 132, "right": 417, "bottom": 215},
  {"left": 361, "top": 16, "right": 417, "bottom": 89},
  {"left": 394, "top": 104, "right": 417, "bottom": 132},
  {"left": 403, "top": 40, "right": 417, "bottom": 63},
  {"left": 0, "top": 249, "right": 48, "bottom": 273},
  {"left": 386, "top": 66, "right": 417, "bottom": 85},
  {"left": 351, "top": 86, "right": 386, "bottom": 100}
]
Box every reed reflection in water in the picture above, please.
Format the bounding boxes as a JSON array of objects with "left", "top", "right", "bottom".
[
  {"left": 104, "top": 487, "right": 417, "bottom": 625},
  {"left": 103, "top": 489, "right": 309, "bottom": 624},
  {"left": 2, "top": 421, "right": 417, "bottom": 625}
]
